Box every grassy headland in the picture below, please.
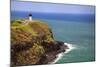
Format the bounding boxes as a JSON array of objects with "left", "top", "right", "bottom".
[{"left": 11, "top": 19, "right": 68, "bottom": 66}]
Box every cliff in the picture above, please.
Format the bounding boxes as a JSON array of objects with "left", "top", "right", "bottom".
[{"left": 11, "top": 20, "right": 68, "bottom": 66}]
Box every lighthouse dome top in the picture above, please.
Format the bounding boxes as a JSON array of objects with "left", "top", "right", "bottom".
[{"left": 29, "top": 13, "right": 32, "bottom": 16}]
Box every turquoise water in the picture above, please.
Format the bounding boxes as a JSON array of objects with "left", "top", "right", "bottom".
[
  {"left": 38, "top": 19, "right": 95, "bottom": 63},
  {"left": 11, "top": 10, "right": 95, "bottom": 63}
]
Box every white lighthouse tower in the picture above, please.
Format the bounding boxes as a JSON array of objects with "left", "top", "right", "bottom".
[{"left": 29, "top": 13, "right": 32, "bottom": 21}]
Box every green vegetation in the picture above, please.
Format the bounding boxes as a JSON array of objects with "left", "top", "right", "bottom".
[{"left": 11, "top": 19, "right": 55, "bottom": 66}]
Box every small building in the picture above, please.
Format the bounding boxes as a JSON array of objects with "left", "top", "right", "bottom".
[{"left": 29, "top": 13, "right": 32, "bottom": 21}]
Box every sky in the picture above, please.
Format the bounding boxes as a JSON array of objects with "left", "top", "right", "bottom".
[{"left": 11, "top": 1, "right": 95, "bottom": 14}]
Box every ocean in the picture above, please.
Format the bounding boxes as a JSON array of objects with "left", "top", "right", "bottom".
[
  {"left": 38, "top": 19, "right": 95, "bottom": 63},
  {"left": 11, "top": 11, "right": 95, "bottom": 64}
]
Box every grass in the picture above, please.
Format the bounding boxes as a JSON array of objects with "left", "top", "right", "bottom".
[{"left": 11, "top": 19, "right": 55, "bottom": 65}]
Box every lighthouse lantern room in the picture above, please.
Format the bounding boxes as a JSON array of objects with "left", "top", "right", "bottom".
[{"left": 29, "top": 13, "right": 32, "bottom": 21}]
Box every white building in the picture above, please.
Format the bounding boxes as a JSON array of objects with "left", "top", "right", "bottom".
[{"left": 29, "top": 14, "right": 32, "bottom": 21}]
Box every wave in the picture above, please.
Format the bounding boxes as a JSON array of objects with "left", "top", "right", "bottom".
[{"left": 51, "top": 42, "right": 75, "bottom": 64}]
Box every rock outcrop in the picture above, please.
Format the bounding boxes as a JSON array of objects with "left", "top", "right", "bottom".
[{"left": 11, "top": 20, "right": 68, "bottom": 66}]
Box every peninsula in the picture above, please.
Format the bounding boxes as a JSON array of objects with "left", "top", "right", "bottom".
[{"left": 11, "top": 19, "right": 68, "bottom": 66}]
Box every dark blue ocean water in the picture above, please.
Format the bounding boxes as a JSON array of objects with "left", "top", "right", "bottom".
[
  {"left": 11, "top": 11, "right": 95, "bottom": 63},
  {"left": 11, "top": 11, "right": 95, "bottom": 22}
]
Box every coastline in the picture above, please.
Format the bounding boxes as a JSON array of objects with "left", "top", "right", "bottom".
[
  {"left": 11, "top": 19, "right": 74, "bottom": 66},
  {"left": 51, "top": 42, "right": 74, "bottom": 64},
  {"left": 14, "top": 42, "right": 74, "bottom": 66}
]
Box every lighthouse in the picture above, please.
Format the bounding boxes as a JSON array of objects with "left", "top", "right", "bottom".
[{"left": 29, "top": 13, "right": 32, "bottom": 21}]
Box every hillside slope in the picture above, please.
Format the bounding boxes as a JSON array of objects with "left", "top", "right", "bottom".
[{"left": 11, "top": 20, "right": 68, "bottom": 66}]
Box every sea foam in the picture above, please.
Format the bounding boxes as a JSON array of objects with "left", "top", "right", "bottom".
[{"left": 52, "top": 42, "right": 75, "bottom": 64}]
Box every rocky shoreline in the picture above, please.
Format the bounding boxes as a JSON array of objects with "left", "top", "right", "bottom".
[
  {"left": 11, "top": 41, "right": 68, "bottom": 66},
  {"left": 11, "top": 20, "right": 69, "bottom": 66},
  {"left": 37, "top": 41, "right": 68, "bottom": 64}
]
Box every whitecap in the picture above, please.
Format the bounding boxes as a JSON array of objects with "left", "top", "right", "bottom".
[{"left": 51, "top": 42, "right": 75, "bottom": 64}]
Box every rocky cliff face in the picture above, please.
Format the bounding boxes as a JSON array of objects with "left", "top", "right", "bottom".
[{"left": 11, "top": 20, "right": 68, "bottom": 66}]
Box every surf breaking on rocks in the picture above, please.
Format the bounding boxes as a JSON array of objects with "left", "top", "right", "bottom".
[{"left": 52, "top": 42, "right": 75, "bottom": 64}]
